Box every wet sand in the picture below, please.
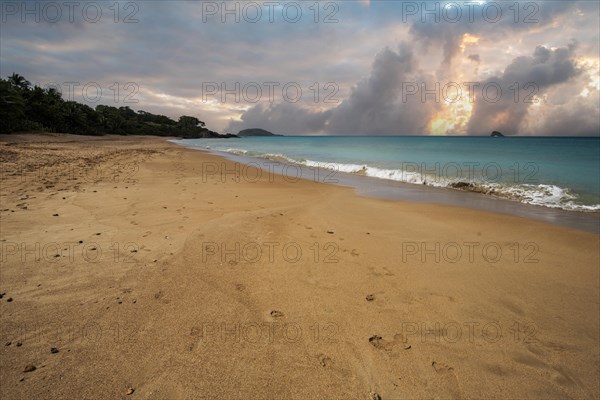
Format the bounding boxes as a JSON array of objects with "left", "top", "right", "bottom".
[
  {"left": 1, "top": 133, "right": 598, "bottom": 399},
  {"left": 197, "top": 148, "right": 600, "bottom": 233}
]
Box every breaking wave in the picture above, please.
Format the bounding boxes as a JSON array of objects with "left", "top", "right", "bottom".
[{"left": 198, "top": 144, "right": 600, "bottom": 212}]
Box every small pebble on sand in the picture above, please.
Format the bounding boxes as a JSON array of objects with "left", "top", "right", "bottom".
[
  {"left": 23, "top": 365, "right": 36, "bottom": 373},
  {"left": 369, "top": 392, "right": 382, "bottom": 400}
]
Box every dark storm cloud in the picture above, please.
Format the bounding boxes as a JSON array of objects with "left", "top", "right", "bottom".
[
  {"left": 325, "top": 43, "right": 438, "bottom": 134},
  {"left": 466, "top": 43, "right": 580, "bottom": 135},
  {"left": 530, "top": 94, "right": 600, "bottom": 136},
  {"left": 404, "top": 0, "right": 583, "bottom": 72},
  {"left": 228, "top": 43, "right": 440, "bottom": 135},
  {"left": 227, "top": 1, "right": 598, "bottom": 136},
  {"left": 230, "top": 41, "right": 588, "bottom": 136},
  {"left": 227, "top": 102, "right": 332, "bottom": 135}
]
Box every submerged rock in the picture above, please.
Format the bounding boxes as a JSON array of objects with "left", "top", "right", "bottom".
[{"left": 449, "top": 182, "right": 474, "bottom": 189}]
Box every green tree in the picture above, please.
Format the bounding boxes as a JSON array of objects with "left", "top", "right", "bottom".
[
  {"left": 0, "top": 78, "right": 26, "bottom": 133},
  {"left": 7, "top": 73, "right": 31, "bottom": 91},
  {"left": 1, "top": 73, "right": 225, "bottom": 137},
  {"left": 96, "top": 105, "right": 125, "bottom": 134},
  {"left": 177, "top": 116, "right": 203, "bottom": 132}
]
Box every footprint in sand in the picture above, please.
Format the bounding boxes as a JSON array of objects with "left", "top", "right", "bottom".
[
  {"left": 369, "top": 334, "right": 411, "bottom": 352},
  {"left": 187, "top": 327, "right": 202, "bottom": 351},
  {"left": 368, "top": 266, "right": 395, "bottom": 278},
  {"left": 431, "top": 361, "right": 462, "bottom": 398},
  {"left": 154, "top": 290, "right": 165, "bottom": 301},
  {"left": 317, "top": 353, "right": 332, "bottom": 367},
  {"left": 369, "top": 335, "right": 386, "bottom": 350},
  {"left": 432, "top": 361, "right": 454, "bottom": 373}
]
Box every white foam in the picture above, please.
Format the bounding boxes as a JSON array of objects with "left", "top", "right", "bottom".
[
  {"left": 300, "top": 160, "right": 600, "bottom": 212},
  {"left": 225, "top": 148, "right": 247, "bottom": 155},
  {"left": 216, "top": 149, "right": 600, "bottom": 213},
  {"left": 502, "top": 184, "right": 600, "bottom": 212}
]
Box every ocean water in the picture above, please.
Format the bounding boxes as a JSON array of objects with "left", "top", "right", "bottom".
[{"left": 174, "top": 136, "right": 600, "bottom": 212}]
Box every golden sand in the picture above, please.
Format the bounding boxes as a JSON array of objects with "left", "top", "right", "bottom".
[{"left": 1, "top": 134, "right": 598, "bottom": 399}]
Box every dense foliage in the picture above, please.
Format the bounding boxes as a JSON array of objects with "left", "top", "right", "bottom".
[{"left": 0, "top": 73, "right": 230, "bottom": 138}]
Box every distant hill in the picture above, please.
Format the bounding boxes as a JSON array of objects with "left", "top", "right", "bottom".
[
  {"left": 238, "top": 128, "right": 282, "bottom": 137},
  {"left": 491, "top": 131, "right": 505, "bottom": 137}
]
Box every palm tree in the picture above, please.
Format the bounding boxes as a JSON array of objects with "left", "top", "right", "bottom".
[
  {"left": 0, "top": 79, "right": 26, "bottom": 132},
  {"left": 8, "top": 73, "right": 31, "bottom": 91}
]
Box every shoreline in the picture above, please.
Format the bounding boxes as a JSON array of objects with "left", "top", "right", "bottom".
[
  {"left": 170, "top": 136, "right": 600, "bottom": 215},
  {"left": 173, "top": 140, "right": 600, "bottom": 233},
  {"left": 1, "top": 133, "right": 598, "bottom": 399}
]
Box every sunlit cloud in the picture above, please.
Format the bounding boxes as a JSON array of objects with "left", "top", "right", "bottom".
[{"left": 460, "top": 34, "right": 480, "bottom": 53}]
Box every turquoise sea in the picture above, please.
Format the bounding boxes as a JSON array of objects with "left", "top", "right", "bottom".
[{"left": 174, "top": 136, "right": 600, "bottom": 212}]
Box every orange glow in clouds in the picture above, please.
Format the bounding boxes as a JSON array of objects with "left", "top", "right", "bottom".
[
  {"left": 460, "top": 33, "right": 480, "bottom": 53},
  {"left": 428, "top": 93, "right": 474, "bottom": 135},
  {"left": 428, "top": 33, "right": 480, "bottom": 134}
]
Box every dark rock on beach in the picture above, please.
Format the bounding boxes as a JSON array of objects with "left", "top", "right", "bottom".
[{"left": 23, "top": 365, "right": 36, "bottom": 373}]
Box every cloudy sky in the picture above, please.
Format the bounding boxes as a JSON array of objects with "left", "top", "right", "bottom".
[{"left": 1, "top": 0, "right": 599, "bottom": 135}]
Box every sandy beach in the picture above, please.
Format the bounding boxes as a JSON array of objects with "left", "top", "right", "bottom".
[{"left": 0, "top": 133, "right": 598, "bottom": 399}]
